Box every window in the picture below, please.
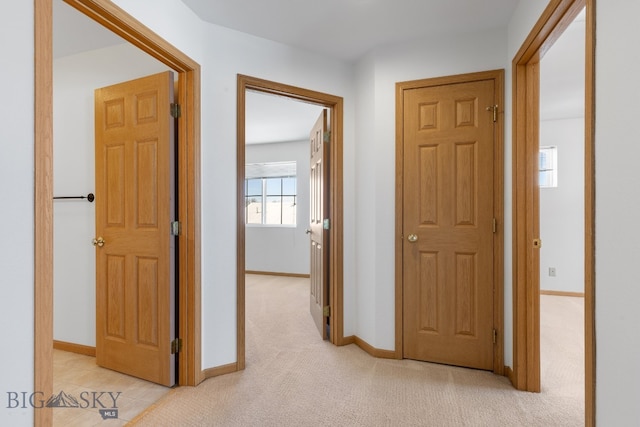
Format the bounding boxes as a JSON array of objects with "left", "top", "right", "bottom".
[
  {"left": 245, "top": 162, "right": 297, "bottom": 225},
  {"left": 539, "top": 146, "right": 558, "bottom": 188}
]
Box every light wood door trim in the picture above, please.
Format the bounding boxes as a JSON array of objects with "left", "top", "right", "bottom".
[
  {"left": 35, "top": 2, "right": 202, "bottom": 423},
  {"left": 584, "top": 4, "right": 596, "bottom": 422},
  {"left": 35, "top": 1, "right": 54, "bottom": 425},
  {"left": 511, "top": 0, "right": 594, "bottom": 425},
  {"left": 395, "top": 69, "right": 505, "bottom": 373},
  {"left": 236, "top": 75, "right": 345, "bottom": 370}
]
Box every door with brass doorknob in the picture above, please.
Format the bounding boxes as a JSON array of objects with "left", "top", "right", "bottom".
[
  {"left": 400, "top": 75, "right": 498, "bottom": 371},
  {"left": 94, "top": 71, "right": 176, "bottom": 387}
]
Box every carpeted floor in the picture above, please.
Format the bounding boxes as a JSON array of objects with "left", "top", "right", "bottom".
[{"left": 131, "top": 275, "right": 584, "bottom": 426}]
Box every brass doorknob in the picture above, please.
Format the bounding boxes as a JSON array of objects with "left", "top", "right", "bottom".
[
  {"left": 92, "top": 237, "right": 105, "bottom": 247},
  {"left": 407, "top": 234, "right": 418, "bottom": 243}
]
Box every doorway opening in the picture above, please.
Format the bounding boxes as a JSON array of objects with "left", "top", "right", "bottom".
[
  {"left": 511, "top": 0, "right": 594, "bottom": 424},
  {"left": 35, "top": 0, "right": 202, "bottom": 424},
  {"left": 243, "top": 91, "right": 324, "bottom": 346},
  {"left": 538, "top": 5, "right": 586, "bottom": 419},
  {"left": 236, "top": 75, "right": 346, "bottom": 370}
]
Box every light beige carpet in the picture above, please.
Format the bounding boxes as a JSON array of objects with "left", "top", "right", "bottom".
[{"left": 131, "top": 276, "right": 584, "bottom": 426}]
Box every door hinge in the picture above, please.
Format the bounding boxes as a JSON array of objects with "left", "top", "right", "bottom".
[
  {"left": 486, "top": 104, "right": 498, "bottom": 122},
  {"left": 170, "top": 103, "right": 181, "bottom": 118},
  {"left": 323, "top": 218, "right": 330, "bottom": 230},
  {"left": 492, "top": 218, "right": 497, "bottom": 233},
  {"left": 171, "top": 221, "right": 181, "bottom": 236},
  {"left": 323, "top": 305, "right": 331, "bottom": 317},
  {"left": 323, "top": 130, "right": 331, "bottom": 144},
  {"left": 493, "top": 329, "right": 497, "bottom": 344},
  {"left": 171, "top": 338, "right": 182, "bottom": 354}
]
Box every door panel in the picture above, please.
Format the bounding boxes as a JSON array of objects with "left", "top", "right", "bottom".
[
  {"left": 402, "top": 79, "right": 495, "bottom": 370},
  {"left": 95, "top": 71, "right": 176, "bottom": 386},
  {"left": 309, "top": 110, "right": 329, "bottom": 339}
]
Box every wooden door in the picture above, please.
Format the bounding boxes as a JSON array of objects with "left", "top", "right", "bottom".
[
  {"left": 309, "top": 110, "right": 329, "bottom": 339},
  {"left": 94, "top": 71, "right": 176, "bottom": 386},
  {"left": 402, "top": 79, "right": 495, "bottom": 370}
]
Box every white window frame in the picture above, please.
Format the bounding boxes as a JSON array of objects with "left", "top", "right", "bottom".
[
  {"left": 539, "top": 146, "right": 558, "bottom": 188},
  {"left": 245, "top": 162, "right": 297, "bottom": 227}
]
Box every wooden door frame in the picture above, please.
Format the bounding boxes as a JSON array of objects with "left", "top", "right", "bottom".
[
  {"left": 395, "top": 69, "right": 505, "bottom": 374},
  {"left": 511, "top": 0, "right": 595, "bottom": 424},
  {"left": 35, "top": 0, "right": 202, "bottom": 424},
  {"left": 236, "top": 75, "right": 345, "bottom": 369}
]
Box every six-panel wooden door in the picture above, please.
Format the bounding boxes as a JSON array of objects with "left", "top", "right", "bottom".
[
  {"left": 94, "top": 71, "right": 176, "bottom": 386},
  {"left": 309, "top": 110, "right": 329, "bottom": 339},
  {"left": 402, "top": 78, "right": 496, "bottom": 370}
]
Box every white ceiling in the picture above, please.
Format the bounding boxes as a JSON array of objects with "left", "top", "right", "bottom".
[
  {"left": 246, "top": 91, "right": 324, "bottom": 145},
  {"left": 53, "top": 0, "right": 585, "bottom": 145},
  {"left": 180, "top": 0, "right": 520, "bottom": 62},
  {"left": 53, "top": 0, "right": 125, "bottom": 59}
]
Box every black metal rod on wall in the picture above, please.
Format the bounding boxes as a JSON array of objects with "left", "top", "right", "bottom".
[{"left": 53, "top": 193, "right": 94, "bottom": 202}]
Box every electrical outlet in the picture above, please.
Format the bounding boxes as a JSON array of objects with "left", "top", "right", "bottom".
[{"left": 548, "top": 267, "right": 556, "bottom": 277}]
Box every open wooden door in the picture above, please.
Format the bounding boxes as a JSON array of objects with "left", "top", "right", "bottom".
[
  {"left": 94, "top": 71, "right": 176, "bottom": 386},
  {"left": 309, "top": 110, "right": 329, "bottom": 339},
  {"left": 402, "top": 77, "right": 496, "bottom": 370}
]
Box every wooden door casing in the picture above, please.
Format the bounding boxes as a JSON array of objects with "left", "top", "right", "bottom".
[
  {"left": 401, "top": 78, "right": 496, "bottom": 370},
  {"left": 95, "top": 71, "right": 176, "bottom": 386}
]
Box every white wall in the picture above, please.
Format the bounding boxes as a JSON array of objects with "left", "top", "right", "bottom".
[
  {"left": 539, "top": 118, "right": 585, "bottom": 293},
  {"left": 354, "top": 52, "right": 377, "bottom": 348},
  {"left": 595, "top": 1, "right": 640, "bottom": 425},
  {"left": 0, "top": 2, "right": 34, "bottom": 425},
  {"left": 354, "top": 28, "right": 508, "bottom": 350},
  {"left": 53, "top": 43, "right": 171, "bottom": 346},
  {"left": 245, "top": 141, "right": 311, "bottom": 275}
]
